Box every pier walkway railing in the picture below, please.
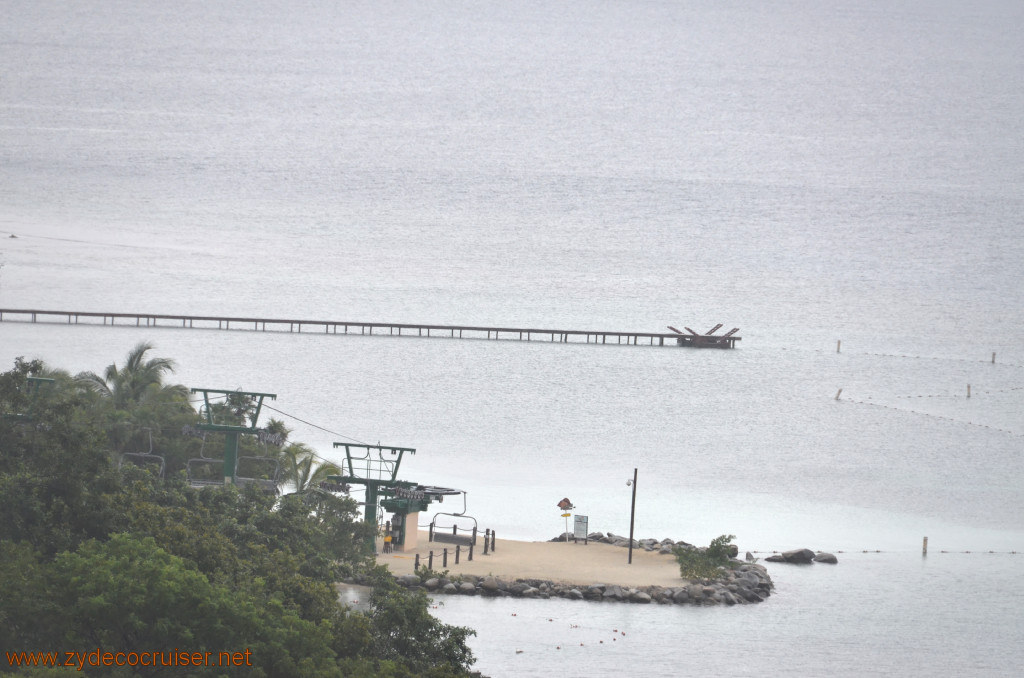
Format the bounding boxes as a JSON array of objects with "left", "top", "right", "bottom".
[{"left": 0, "top": 308, "right": 741, "bottom": 348}]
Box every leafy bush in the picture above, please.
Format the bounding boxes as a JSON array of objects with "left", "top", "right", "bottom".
[
  {"left": 0, "top": 355, "right": 478, "bottom": 677},
  {"left": 673, "top": 534, "right": 737, "bottom": 580}
]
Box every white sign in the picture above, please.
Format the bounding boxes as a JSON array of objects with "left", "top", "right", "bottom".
[{"left": 573, "top": 514, "right": 588, "bottom": 541}]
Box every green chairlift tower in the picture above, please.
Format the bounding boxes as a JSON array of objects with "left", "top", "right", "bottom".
[
  {"left": 327, "top": 442, "right": 462, "bottom": 553},
  {"left": 189, "top": 388, "right": 276, "bottom": 486}
]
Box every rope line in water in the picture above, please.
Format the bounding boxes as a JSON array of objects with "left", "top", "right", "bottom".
[
  {"left": 779, "top": 344, "right": 1024, "bottom": 369},
  {"left": 893, "top": 385, "right": 1024, "bottom": 399},
  {"left": 838, "top": 397, "right": 1024, "bottom": 437},
  {"left": 750, "top": 550, "right": 1020, "bottom": 555}
]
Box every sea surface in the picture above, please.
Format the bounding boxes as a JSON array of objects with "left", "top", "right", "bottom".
[{"left": 2, "top": 1, "right": 1023, "bottom": 675}]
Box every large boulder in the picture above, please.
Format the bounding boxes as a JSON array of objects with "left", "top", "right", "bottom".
[
  {"left": 813, "top": 552, "right": 839, "bottom": 564},
  {"left": 766, "top": 548, "right": 816, "bottom": 564},
  {"left": 630, "top": 591, "right": 652, "bottom": 604},
  {"left": 603, "top": 585, "right": 626, "bottom": 601}
]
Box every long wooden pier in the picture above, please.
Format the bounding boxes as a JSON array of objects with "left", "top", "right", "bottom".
[{"left": 0, "top": 308, "right": 741, "bottom": 348}]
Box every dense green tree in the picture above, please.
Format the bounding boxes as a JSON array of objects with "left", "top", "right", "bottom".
[
  {"left": 0, "top": 356, "right": 478, "bottom": 677},
  {"left": 366, "top": 568, "right": 476, "bottom": 675}
]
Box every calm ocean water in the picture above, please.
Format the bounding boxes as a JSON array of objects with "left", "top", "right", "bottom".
[{"left": 2, "top": 1, "right": 1023, "bottom": 675}]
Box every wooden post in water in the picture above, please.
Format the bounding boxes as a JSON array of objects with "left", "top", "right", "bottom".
[
  {"left": 922, "top": 536, "right": 928, "bottom": 556},
  {"left": 835, "top": 388, "right": 843, "bottom": 401},
  {"left": 837, "top": 340, "right": 841, "bottom": 353},
  {"left": 992, "top": 352, "right": 996, "bottom": 364},
  {"left": 967, "top": 384, "right": 971, "bottom": 399}
]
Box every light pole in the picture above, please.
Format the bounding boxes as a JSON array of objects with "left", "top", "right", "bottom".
[{"left": 627, "top": 467, "right": 637, "bottom": 564}]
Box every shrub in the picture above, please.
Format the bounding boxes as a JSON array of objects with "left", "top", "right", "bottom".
[{"left": 674, "top": 534, "right": 737, "bottom": 580}]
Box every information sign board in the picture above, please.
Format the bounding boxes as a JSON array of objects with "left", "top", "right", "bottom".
[{"left": 573, "top": 514, "right": 588, "bottom": 543}]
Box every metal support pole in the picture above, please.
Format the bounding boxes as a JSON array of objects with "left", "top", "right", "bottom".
[
  {"left": 223, "top": 431, "right": 239, "bottom": 484},
  {"left": 628, "top": 467, "right": 637, "bottom": 564}
]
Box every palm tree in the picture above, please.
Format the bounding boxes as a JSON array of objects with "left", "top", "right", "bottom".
[
  {"left": 75, "top": 341, "right": 189, "bottom": 410},
  {"left": 279, "top": 442, "right": 341, "bottom": 495},
  {"left": 75, "top": 342, "right": 190, "bottom": 455}
]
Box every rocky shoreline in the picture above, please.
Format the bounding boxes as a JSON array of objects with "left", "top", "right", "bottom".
[{"left": 389, "top": 565, "right": 773, "bottom": 606}]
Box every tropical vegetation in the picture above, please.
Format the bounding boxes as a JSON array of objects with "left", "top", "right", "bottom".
[
  {"left": 673, "top": 534, "right": 738, "bottom": 580},
  {"left": 0, "top": 351, "right": 477, "bottom": 677}
]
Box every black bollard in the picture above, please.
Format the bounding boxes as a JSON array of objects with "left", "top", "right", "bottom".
[
  {"left": 415, "top": 553, "right": 420, "bottom": 570},
  {"left": 468, "top": 543, "right": 474, "bottom": 561},
  {"left": 443, "top": 548, "right": 448, "bottom": 568},
  {"left": 483, "top": 529, "right": 490, "bottom": 555},
  {"left": 456, "top": 544, "right": 461, "bottom": 564},
  {"left": 428, "top": 551, "right": 433, "bottom": 570}
]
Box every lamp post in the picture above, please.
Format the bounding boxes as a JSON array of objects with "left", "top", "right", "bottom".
[{"left": 627, "top": 467, "right": 637, "bottom": 564}]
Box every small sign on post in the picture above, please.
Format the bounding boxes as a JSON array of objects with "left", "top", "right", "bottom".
[
  {"left": 573, "top": 514, "right": 589, "bottom": 544},
  {"left": 557, "top": 498, "right": 574, "bottom": 542}
]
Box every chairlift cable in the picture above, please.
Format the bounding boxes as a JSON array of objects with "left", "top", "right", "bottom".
[{"left": 261, "top": 403, "right": 370, "bottom": 445}]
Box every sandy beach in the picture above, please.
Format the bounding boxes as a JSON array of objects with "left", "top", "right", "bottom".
[{"left": 375, "top": 532, "right": 685, "bottom": 589}]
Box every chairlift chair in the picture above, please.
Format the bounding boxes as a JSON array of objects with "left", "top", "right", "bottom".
[
  {"left": 117, "top": 428, "right": 166, "bottom": 478},
  {"left": 186, "top": 457, "right": 225, "bottom": 487},
  {"left": 234, "top": 455, "right": 281, "bottom": 495},
  {"left": 119, "top": 452, "right": 166, "bottom": 478}
]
